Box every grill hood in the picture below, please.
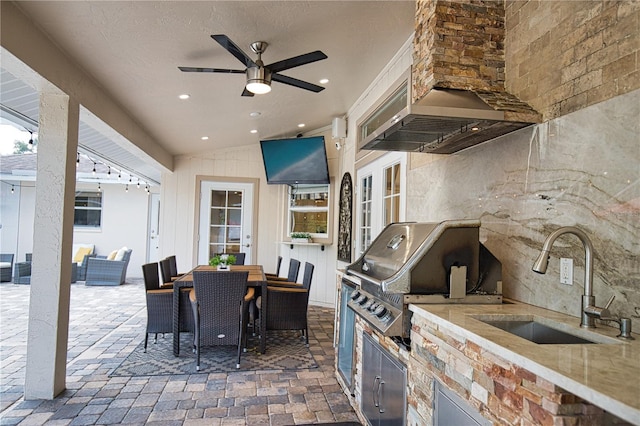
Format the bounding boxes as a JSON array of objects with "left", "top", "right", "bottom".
[{"left": 345, "top": 219, "right": 502, "bottom": 295}]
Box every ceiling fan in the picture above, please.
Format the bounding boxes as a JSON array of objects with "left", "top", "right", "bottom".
[{"left": 179, "top": 34, "right": 328, "bottom": 96}]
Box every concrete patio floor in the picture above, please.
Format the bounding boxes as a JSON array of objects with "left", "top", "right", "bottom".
[{"left": 0, "top": 279, "right": 358, "bottom": 425}]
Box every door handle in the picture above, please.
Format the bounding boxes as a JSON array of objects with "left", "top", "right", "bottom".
[
  {"left": 244, "top": 244, "right": 251, "bottom": 248},
  {"left": 372, "top": 376, "right": 381, "bottom": 407},
  {"left": 378, "top": 380, "right": 385, "bottom": 413}
]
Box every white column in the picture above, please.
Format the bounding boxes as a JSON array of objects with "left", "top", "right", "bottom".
[{"left": 24, "top": 92, "right": 79, "bottom": 399}]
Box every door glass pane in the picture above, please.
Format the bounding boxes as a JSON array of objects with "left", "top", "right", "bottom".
[
  {"left": 210, "top": 208, "right": 226, "bottom": 225},
  {"left": 209, "top": 227, "right": 224, "bottom": 244},
  {"left": 393, "top": 164, "right": 400, "bottom": 193},
  {"left": 228, "top": 209, "right": 241, "bottom": 226},
  {"left": 228, "top": 191, "right": 243, "bottom": 207},
  {"left": 211, "top": 190, "right": 226, "bottom": 207},
  {"left": 227, "top": 226, "right": 241, "bottom": 244},
  {"left": 385, "top": 167, "right": 392, "bottom": 196}
]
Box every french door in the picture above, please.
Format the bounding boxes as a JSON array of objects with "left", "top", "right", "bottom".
[{"left": 198, "top": 181, "right": 254, "bottom": 264}]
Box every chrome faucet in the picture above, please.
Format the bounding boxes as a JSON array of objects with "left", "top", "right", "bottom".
[{"left": 532, "top": 226, "right": 611, "bottom": 328}]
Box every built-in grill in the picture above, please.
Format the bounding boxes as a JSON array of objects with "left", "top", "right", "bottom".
[{"left": 344, "top": 220, "right": 503, "bottom": 339}]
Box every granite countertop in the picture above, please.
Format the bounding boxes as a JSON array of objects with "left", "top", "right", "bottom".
[{"left": 409, "top": 301, "right": 640, "bottom": 425}]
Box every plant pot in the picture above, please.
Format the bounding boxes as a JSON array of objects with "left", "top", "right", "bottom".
[
  {"left": 292, "top": 238, "right": 312, "bottom": 243},
  {"left": 217, "top": 264, "right": 230, "bottom": 271}
]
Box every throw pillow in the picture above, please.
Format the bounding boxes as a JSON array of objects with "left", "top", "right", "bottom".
[
  {"left": 73, "top": 246, "right": 92, "bottom": 263},
  {"left": 114, "top": 247, "right": 129, "bottom": 261},
  {"left": 107, "top": 250, "right": 118, "bottom": 260}
]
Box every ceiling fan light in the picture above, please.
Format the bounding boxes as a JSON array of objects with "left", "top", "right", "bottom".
[
  {"left": 246, "top": 81, "right": 271, "bottom": 94},
  {"left": 246, "top": 66, "right": 271, "bottom": 94}
]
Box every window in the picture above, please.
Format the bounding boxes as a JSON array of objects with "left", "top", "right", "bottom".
[
  {"left": 356, "top": 152, "right": 406, "bottom": 255},
  {"left": 74, "top": 191, "right": 102, "bottom": 228},
  {"left": 288, "top": 184, "right": 330, "bottom": 238}
]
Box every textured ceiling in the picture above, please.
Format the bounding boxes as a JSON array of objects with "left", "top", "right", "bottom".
[{"left": 2, "top": 1, "right": 415, "bottom": 172}]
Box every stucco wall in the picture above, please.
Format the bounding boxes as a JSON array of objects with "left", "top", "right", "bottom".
[{"left": 2, "top": 181, "right": 152, "bottom": 280}]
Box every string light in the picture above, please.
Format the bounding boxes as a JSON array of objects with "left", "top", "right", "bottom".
[
  {"left": 129, "top": 176, "right": 132, "bottom": 184},
  {"left": 28, "top": 131, "right": 34, "bottom": 146},
  {"left": 11, "top": 185, "right": 15, "bottom": 194},
  {"left": 107, "top": 166, "right": 111, "bottom": 176},
  {"left": 97, "top": 182, "right": 101, "bottom": 192},
  {"left": 137, "top": 178, "right": 140, "bottom": 189},
  {"left": 76, "top": 152, "right": 80, "bottom": 168},
  {"left": 118, "top": 170, "right": 122, "bottom": 180},
  {"left": 125, "top": 184, "right": 129, "bottom": 192},
  {"left": 92, "top": 162, "right": 96, "bottom": 176}
]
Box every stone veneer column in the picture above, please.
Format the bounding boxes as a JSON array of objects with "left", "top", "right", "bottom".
[{"left": 24, "top": 92, "right": 79, "bottom": 399}]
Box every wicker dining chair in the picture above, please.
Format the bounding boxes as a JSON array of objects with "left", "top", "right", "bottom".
[
  {"left": 166, "top": 255, "right": 185, "bottom": 279},
  {"left": 141, "top": 262, "right": 173, "bottom": 352},
  {"left": 264, "top": 262, "right": 314, "bottom": 345},
  {"left": 265, "top": 256, "right": 282, "bottom": 279},
  {"left": 267, "top": 258, "right": 300, "bottom": 283},
  {"left": 189, "top": 271, "right": 251, "bottom": 370},
  {"left": 159, "top": 258, "right": 175, "bottom": 285}
]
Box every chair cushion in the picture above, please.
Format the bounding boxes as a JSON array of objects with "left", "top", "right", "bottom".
[
  {"left": 114, "top": 247, "right": 129, "bottom": 261},
  {"left": 147, "top": 288, "right": 173, "bottom": 295},
  {"left": 0, "top": 262, "right": 11, "bottom": 268},
  {"left": 107, "top": 250, "right": 118, "bottom": 260},
  {"left": 73, "top": 246, "right": 93, "bottom": 263}
]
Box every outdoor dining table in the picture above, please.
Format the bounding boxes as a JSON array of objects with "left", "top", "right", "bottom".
[{"left": 172, "top": 264, "right": 267, "bottom": 356}]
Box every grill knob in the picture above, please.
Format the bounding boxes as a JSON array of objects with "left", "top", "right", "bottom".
[
  {"left": 358, "top": 295, "right": 369, "bottom": 305},
  {"left": 373, "top": 305, "right": 388, "bottom": 318},
  {"left": 368, "top": 303, "right": 378, "bottom": 312},
  {"left": 350, "top": 291, "right": 360, "bottom": 301}
]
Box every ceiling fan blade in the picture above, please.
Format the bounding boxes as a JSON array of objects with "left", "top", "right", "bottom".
[
  {"left": 267, "top": 51, "right": 327, "bottom": 73},
  {"left": 211, "top": 34, "right": 256, "bottom": 68},
  {"left": 272, "top": 74, "right": 325, "bottom": 93},
  {"left": 178, "top": 67, "right": 245, "bottom": 74},
  {"left": 241, "top": 87, "right": 255, "bottom": 97}
]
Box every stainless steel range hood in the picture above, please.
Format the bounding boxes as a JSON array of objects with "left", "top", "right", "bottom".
[{"left": 358, "top": 69, "right": 542, "bottom": 154}]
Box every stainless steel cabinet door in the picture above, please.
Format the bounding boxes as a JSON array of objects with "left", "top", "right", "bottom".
[
  {"left": 378, "top": 348, "right": 407, "bottom": 425},
  {"left": 361, "top": 333, "right": 379, "bottom": 425}
]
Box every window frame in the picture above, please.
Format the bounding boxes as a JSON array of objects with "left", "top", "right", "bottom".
[
  {"left": 285, "top": 183, "right": 333, "bottom": 242},
  {"left": 74, "top": 190, "right": 103, "bottom": 229}
]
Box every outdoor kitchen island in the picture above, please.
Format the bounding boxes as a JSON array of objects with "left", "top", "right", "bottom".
[
  {"left": 335, "top": 296, "right": 639, "bottom": 426},
  {"left": 407, "top": 301, "right": 640, "bottom": 425}
]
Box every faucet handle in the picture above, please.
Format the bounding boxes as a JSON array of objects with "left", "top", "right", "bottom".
[{"left": 604, "top": 295, "right": 615, "bottom": 310}]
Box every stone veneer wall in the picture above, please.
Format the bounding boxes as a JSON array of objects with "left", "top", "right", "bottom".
[
  {"left": 408, "top": 312, "right": 630, "bottom": 425},
  {"left": 413, "top": 0, "right": 540, "bottom": 122},
  {"left": 505, "top": 1, "right": 640, "bottom": 120}
]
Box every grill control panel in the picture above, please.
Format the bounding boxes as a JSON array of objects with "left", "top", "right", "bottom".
[{"left": 347, "top": 288, "right": 403, "bottom": 337}]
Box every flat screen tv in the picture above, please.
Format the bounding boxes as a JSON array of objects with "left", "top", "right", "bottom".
[{"left": 260, "top": 136, "right": 330, "bottom": 185}]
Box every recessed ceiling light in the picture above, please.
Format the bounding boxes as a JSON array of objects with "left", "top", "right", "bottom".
[
  {"left": 249, "top": 112, "right": 261, "bottom": 117},
  {"left": 297, "top": 123, "right": 305, "bottom": 128},
  {"left": 179, "top": 94, "right": 190, "bottom": 100},
  {"left": 250, "top": 129, "right": 258, "bottom": 134},
  {"left": 319, "top": 78, "right": 329, "bottom": 84},
  {"left": 201, "top": 136, "right": 209, "bottom": 140}
]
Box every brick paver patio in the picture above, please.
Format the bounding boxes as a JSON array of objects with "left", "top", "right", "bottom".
[{"left": 0, "top": 279, "right": 358, "bottom": 425}]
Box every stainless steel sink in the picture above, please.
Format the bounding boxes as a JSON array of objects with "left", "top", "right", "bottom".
[{"left": 481, "top": 320, "right": 598, "bottom": 344}]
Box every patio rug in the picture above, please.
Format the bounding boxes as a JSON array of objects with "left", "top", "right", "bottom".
[{"left": 111, "top": 331, "right": 317, "bottom": 376}]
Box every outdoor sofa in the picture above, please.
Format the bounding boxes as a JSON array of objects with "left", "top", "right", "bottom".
[{"left": 85, "top": 247, "right": 132, "bottom": 286}]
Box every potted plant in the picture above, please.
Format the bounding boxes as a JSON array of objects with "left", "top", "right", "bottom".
[
  {"left": 209, "top": 254, "right": 236, "bottom": 271},
  {"left": 291, "top": 232, "right": 312, "bottom": 243}
]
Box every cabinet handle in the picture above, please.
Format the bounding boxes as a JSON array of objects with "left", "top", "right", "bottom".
[
  {"left": 378, "top": 380, "right": 386, "bottom": 414},
  {"left": 372, "top": 376, "right": 381, "bottom": 407}
]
